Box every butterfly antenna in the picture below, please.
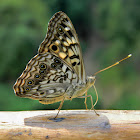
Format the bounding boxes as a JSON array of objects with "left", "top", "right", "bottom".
[{"left": 93, "top": 54, "right": 132, "bottom": 76}]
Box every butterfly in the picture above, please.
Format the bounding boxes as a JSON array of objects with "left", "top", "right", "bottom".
[{"left": 13, "top": 11, "right": 131, "bottom": 118}]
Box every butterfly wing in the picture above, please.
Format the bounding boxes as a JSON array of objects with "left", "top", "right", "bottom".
[
  {"left": 39, "top": 11, "right": 86, "bottom": 83},
  {"left": 13, "top": 52, "right": 78, "bottom": 104}
]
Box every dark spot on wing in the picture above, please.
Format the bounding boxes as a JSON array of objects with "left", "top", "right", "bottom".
[
  {"left": 72, "top": 62, "right": 76, "bottom": 66},
  {"left": 60, "top": 23, "right": 67, "bottom": 28},
  {"left": 77, "top": 62, "right": 80, "bottom": 65},
  {"left": 70, "top": 55, "right": 79, "bottom": 59},
  {"left": 67, "top": 30, "right": 73, "bottom": 37}
]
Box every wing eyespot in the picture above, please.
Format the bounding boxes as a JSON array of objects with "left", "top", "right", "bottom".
[
  {"left": 34, "top": 73, "right": 41, "bottom": 79},
  {"left": 54, "top": 58, "right": 61, "bottom": 64},
  {"left": 24, "top": 87, "right": 30, "bottom": 92},
  {"left": 39, "top": 63, "right": 47, "bottom": 70},
  {"left": 27, "top": 80, "right": 34, "bottom": 86},
  {"left": 58, "top": 27, "right": 63, "bottom": 34},
  {"left": 57, "top": 25, "right": 64, "bottom": 35},
  {"left": 49, "top": 44, "right": 59, "bottom": 53},
  {"left": 51, "top": 63, "right": 57, "bottom": 69},
  {"left": 39, "top": 70, "right": 46, "bottom": 74}
]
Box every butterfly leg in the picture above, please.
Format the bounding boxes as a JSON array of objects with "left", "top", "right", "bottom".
[
  {"left": 92, "top": 84, "right": 99, "bottom": 116},
  {"left": 84, "top": 92, "right": 88, "bottom": 110},
  {"left": 54, "top": 98, "right": 65, "bottom": 119},
  {"left": 78, "top": 94, "right": 99, "bottom": 116}
]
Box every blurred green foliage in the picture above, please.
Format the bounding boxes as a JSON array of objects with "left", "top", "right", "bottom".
[{"left": 0, "top": 0, "right": 139, "bottom": 111}]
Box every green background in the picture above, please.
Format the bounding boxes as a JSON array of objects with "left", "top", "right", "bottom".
[{"left": 0, "top": 0, "right": 139, "bottom": 111}]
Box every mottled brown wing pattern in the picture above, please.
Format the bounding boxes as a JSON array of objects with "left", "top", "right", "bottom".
[
  {"left": 39, "top": 11, "right": 86, "bottom": 83},
  {"left": 13, "top": 11, "right": 87, "bottom": 105},
  {"left": 13, "top": 52, "right": 78, "bottom": 104}
]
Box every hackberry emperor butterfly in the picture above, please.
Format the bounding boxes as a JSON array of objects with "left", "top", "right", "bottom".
[{"left": 13, "top": 11, "right": 131, "bottom": 118}]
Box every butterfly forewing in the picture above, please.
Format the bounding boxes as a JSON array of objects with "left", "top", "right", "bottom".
[{"left": 38, "top": 11, "right": 86, "bottom": 83}]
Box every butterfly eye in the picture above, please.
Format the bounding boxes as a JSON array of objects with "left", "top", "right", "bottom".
[
  {"left": 27, "top": 80, "right": 34, "bottom": 86},
  {"left": 50, "top": 44, "right": 59, "bottom": 53},
  {"left": 39, "top": 63, "right": 47, "bottom": 70}
]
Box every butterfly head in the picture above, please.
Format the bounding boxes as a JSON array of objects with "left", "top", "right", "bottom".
[{"left": 86, "top": 76, "right": 96, "bottom": 87}]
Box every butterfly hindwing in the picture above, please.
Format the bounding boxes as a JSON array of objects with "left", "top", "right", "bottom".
[
  {"left": 39, "top": 11, "right": 86, "bottom": 83},
  {"left": 13, "top": 52, "right": 78, "bottom": 104}
]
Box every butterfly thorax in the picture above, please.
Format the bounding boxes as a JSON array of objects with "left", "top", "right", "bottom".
[{"left": 65, "top": 76, "right": 96, "bottom": 99}]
